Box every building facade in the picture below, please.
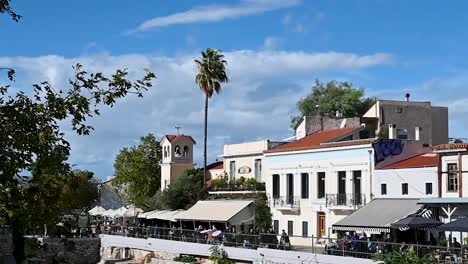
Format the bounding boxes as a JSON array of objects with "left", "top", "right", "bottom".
[
  {"left": 221, "top": 140, "right": 284, "bottom": 182},
  {"left": 433, "top": 143, "right": 468, "bottom": 198},
  {"left": 263, "top": 127, "right": 375, "bottom": 244},
  {"left": 160, "top": 135, "right": 196, "bottom": 191},
  {"left": 374, "top": 153, "right": 438, "bottom": 199},
  {"left": 362, "top": 99, "right": 448, "bottom": 145}
]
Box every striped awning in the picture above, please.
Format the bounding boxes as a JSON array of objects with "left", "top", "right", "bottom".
[{"left": 332, "top": 198, "right": 422, "bottom": 233}]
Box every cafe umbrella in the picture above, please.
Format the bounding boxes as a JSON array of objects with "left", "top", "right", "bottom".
[
  {"left": 391, "top": 215, "right": 442, "bottom": 229},
  {"left": 437, "top": 217, "right": 468, "bottom": 232}
]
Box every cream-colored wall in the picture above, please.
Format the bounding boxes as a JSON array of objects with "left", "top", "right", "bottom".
[
  {"left": 160, "top": 136, "right": 195, "bottom": 191},
  {"left": 161, "top": 164, "right": 171, "bottom": 191},
  {"left": 223, "top": 140, "right": 269, "bottom": 157},
  {"left": 224, "top": 154, "right": 263, "bottom": 181},
  {"left": 295, "top": 118, "right": 306, "bottom": 140},
  {"left": 440, "top": 154, "right": 468, "bottom": 198}
]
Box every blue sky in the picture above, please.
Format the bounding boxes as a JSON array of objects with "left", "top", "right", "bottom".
[{"left": 2, "top": 0, "right": 468, "bottom": 179}]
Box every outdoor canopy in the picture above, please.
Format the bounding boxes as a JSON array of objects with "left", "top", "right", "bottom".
[
  {"left": 175, "top": 200, "right": 254, "bottom": 224},
  {"left": 437, "top": 217, "right": 468, "bottom": 232},
  {"left": 332, "top": 198, "right": 422, "bottom": 233},
  {"left": 390, "top": 215, "right": 442, "bottom": 229},
  {"left": 147, "top": 210, "right": 185, "bottom": 222},
  {"left": 88, "top": 206, "right": 106, "bottom": 216}
]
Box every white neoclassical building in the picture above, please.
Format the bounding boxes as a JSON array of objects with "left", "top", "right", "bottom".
[{"left": 263, "top": 127, "right": 375, "bottom": 244}]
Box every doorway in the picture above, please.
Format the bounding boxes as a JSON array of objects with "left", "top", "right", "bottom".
[
  {"left": 317, "top": 212, "right": 326, "bottom": 239},
  {"left": 287, "top": 173, "right": 294, "bottom": 204}
]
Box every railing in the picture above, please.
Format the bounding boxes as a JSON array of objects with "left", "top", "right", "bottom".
[
  {"left": 325, "top": 193, "right": 366, "bottom": 208},
  {"left": 269, "top": 196, "right": 300, "bottom": 209},
  {"left": 99, "top": 225, "right": 468, "bottom": 263}
]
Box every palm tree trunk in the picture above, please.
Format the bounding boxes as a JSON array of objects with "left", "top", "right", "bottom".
[{"left": 203, "top": 94, "right": 208, "bottom": 187}]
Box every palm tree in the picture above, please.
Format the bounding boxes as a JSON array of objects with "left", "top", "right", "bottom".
[{"left": 195, "top": 48, "right": 229, "bottom": 185}]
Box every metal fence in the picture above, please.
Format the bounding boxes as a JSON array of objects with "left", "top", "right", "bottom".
[{"left": 99, "top": 225, "right": 468, "bottom": 262}]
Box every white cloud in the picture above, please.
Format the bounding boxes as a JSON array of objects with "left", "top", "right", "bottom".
[
  {"left": 133, "top": 0, "right": 301, "bottom": 32},
  {"left": 0, "top": 49, "right": 392, "bottom": 178},
  {"left": 262, "top": 37, "right": 282, "bottom": 50}
]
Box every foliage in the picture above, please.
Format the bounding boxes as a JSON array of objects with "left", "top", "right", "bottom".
[
  {"left": 0, "top": 0, "right": 21, "bottom": 21},
  {"left": 61, "top": 170, "right": 98, "bottom": 210},
  {"left": 374, "top": 251, "right": 436, "bottom": 264},
  {"left": 161, "top": 168, "right": 208, "bottom": 210},
  {"left": 173, "top": 255, "right": 197, "bottom": 263},
  {"left": 291, "top": 79, "right": 375, "bottom": 127},
  {"left": 113, "top": 134, "right": 162, "bottom": 209},
  {"left": 210, "top": 175, "right": 265, "bottom": 191},
  {"left": 209, "top": 245, "right": 234, "bottom": 264},
  {"left": 195, "top": 48, "right": 229, "bottom": 183},
  {"left": 255, "top": 194, "right": 272, "bottom": 232}
]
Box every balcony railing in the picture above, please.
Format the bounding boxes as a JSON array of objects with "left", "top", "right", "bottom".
[
  {"left": 325, "top": 193, "right": 366, "bottom": 208},
  {"left": 270, "top": 195, "right": 300, "bottom": 209}
]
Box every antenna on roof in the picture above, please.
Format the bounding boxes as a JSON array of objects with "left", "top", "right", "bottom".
[{"left": 175, "top": 124, "right": 182, "bottom": 135}]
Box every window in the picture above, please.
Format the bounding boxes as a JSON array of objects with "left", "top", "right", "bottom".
[
  {"left": 402, "top": 183, "right": 408, "bottom": 195},
  {"left": 426, "top": 182, "right": 433, "bottom": 195},
  {"left": 163, "top": 146, "right": 168, "bottom": 157},
  {"left": 302, "top": 221, "right": 308, "bottom": 237},
  {"left": 272, "top": 174, "right": 280, "bottom": 198},
  {"left": 254, "top": 159, "right": 262, "bottom": 180},
  {"left": 183, "top": 146, "right": 189, "bottom": 158},
  {"left": 381, "top": 184, "right": 387, "bottom": 195},
  {"left": 229, "top": 161, "right": 236, "bottom": 180},
  {"left": 448, "top": 163, "right": 458, "bottom": 192},
  {"left": 318, "top": 172, "right": 325, "bottom": 199},
  {"left": 397, "top": 128, "right": 408, "bottom": 140},
  {"left": 301, "top": 173, "right": 309, "bottom": 199},
  {"left": 174, "top": 145, "right": 181, "bottom": 157},
  {"left": 273, "top": 220, "right": 279, "bottom": 234},
  {"left": 287, "top": 221, "right": 293, "bottom": 236},
  {"left": 286, "top": 174, "right": 294, "bottom": 204}
]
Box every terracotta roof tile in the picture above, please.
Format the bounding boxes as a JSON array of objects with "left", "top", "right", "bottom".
[
  {"left": 433, "top": 143, "right": 468, "bottom": 151},
  {"left": 207, "top": 161, "right": 223, "bottom": 170},
  {"left": 381, "top": 154, "right": 438, "bottom": 169},
  {"left": 164, "top": 134, "right": 196, "bottom": 144},
  {"left": 265, "top": 127, "right": 368, "bottom": 153}
]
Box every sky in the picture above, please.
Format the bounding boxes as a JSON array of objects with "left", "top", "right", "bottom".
[{"left": 2, "top": 0, "right": 468, "bottom": 179}]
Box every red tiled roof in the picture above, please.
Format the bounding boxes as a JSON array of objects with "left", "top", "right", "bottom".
[
  {"left": 265, "top": 127, "right": 367, "bottom": 153},
  {"left": 381, "top": 154, "right": 439, "bottom": 169},
  {"left": 164, "top": 135, "right": 196, "bottom": 144},
  {"left": 207, "top": 161, "right": 223, "bottom": 170},
  {"left": 433, "top": 143, "right": 468, "bottom": 151}
]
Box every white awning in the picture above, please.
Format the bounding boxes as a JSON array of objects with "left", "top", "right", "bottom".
[
  {"left": 123, "top": 206, "right": 144, "bottom": 217},
  {"left": 138, "top": 210, "right": 159, "bottom": 219},
  {"left": 176, "top": 200, "right": 254, "bottom": 223},
  {"left": 88, "top": 206, "right": 106, "bottom": 216}
]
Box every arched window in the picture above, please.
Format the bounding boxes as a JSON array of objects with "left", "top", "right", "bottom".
[
  {"left": 174, "top": 145, "right": 181, "bottom": 158},
  {"left": 183, "top": 146, "right": 189, "bottom": 158},
  {"left": 163, "top": 146, "right": 168, "bottom": 158}
]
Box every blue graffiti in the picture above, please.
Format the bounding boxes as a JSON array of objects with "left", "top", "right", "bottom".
[{"left": 373, "top": 139, "right": 404, "bottom": 163}]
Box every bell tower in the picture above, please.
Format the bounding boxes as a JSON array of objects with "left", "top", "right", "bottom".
[{"left": 160, "top": 134, "right": 196, "bottom": 191}]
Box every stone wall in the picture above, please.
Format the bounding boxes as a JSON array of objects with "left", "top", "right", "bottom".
[
  {"left": 304, "top": 116, "right": 361, "bottom": 136},
  {"left": 0, "top": 226, "right": 14, "bottom": 257},
  {"left": 24, "top": 237, "right": 100, "bottom": 264}
]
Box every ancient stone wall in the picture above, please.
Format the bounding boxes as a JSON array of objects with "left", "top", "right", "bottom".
[{"left": 24, "top": 237, "right": 100, "bottom": 264}]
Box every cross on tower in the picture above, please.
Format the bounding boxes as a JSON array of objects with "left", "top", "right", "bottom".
[{"left": 175, "top": 124, "right": 182, "bottom": 135}]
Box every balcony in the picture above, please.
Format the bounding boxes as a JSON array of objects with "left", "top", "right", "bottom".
[
  {"left": 325, "top": 193, "right": 366, "bottom": 209},
  {"left": 270, "top": 196, "right": 300, "bottom": 211}
]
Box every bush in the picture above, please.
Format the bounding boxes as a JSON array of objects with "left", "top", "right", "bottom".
[
  {"left": 374, "top": 251, "right": 436, "bottom": 264},
  {"left": 173, "top": 255, "right": 196, "bottom": 263}
]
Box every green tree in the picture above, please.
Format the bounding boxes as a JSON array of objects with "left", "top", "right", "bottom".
[
  {"left": 292, "top": 79, "right": 375, "bottom": 127},
  {"left": 113, "top": 134, "right": 162, "bottom": 209},
  {"left": 195, "top": 48, "right": 229, "bottom": 184},
  {"left": 254, "top": 194, "right": 272, "bottom": 232},
  {"left": 161, "top": 168, "right": 207, "bottom": 210},
  {"left": 61, "top": 170, "right": 98, "bottom": 210},
  {"left": 1, "top": 4, "right": 156, "bottom": 260}
]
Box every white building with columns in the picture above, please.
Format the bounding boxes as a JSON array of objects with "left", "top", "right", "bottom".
[{"left": 263, "top": 127, "right": 375, "bottom": 245}]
